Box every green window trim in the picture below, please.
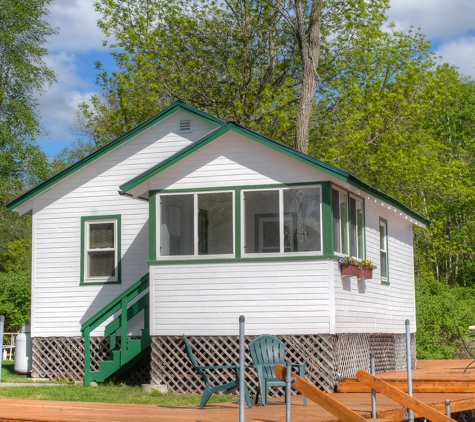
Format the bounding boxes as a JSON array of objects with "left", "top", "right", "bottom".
[
  {"left": 80, "top": 215, "right": 121, "bottom": 285},
  {"left": 150, "top": 182, "right": 330, "bottom": 262}
]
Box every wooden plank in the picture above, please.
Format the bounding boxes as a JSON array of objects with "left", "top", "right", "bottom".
[
  {"left": 274, "top": 364, "right": 368, "bottom": 422},
  {"left": 339, "top": 378, "right": 475, "bottom": 393},
  {"left": 356, "top": 370, "right": 455, "bottom": 422}
]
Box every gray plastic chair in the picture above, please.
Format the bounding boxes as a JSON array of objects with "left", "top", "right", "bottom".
[{"left": 249, "top": 334, "right": 307, "bottom": 406}]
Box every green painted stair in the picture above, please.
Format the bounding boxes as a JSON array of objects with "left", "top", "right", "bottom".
[{"left": 81, "top": 274, "right": 151, "bottom": 386}]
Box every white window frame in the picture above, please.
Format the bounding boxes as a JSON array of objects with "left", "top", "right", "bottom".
[
  {"left": 380, "top": 218, "right": 389, "bottom": 283},
  {"left": 349, "top": 194, "right": 364, "bottom": 259},
  {"left": 83, "top": 218, "right": 119, "bottom": 283},
  {"left": 156, "top": 190, "right": 235, "bottom": 260},
  {"left": 241, "top": 185, "right": 323, "bottom": 258}
]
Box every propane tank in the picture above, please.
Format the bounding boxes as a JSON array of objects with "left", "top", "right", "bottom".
[{"left": 14, "top": 323, "right": 32, "bottom": 375}]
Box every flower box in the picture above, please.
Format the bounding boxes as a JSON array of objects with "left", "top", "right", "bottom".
[
  {"left": 358, "top": 268, "right": 373, "bottom": 279},
  {"left": 340, "top": 264, "right": 359, "bottom": 277}
]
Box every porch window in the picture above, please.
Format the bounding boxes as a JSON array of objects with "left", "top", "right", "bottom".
[
  {"left": 380, "top": 218, "right": 389, "bottom": 283},
  {"left": 243, "top": 186, "right": 322, "bottom": 255},
  {"left": 332, "top": 188, "right": 364, "bottom": 259},
  {"left": 159, "top": 191, "right": 234, "bottom": 257},
  {"left": 81, "top": 215, "right": 121, "bottom": 284}
]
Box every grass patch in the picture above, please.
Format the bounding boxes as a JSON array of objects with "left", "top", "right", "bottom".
[
  {"left": 0, "top": 384, "right": 236, "bottom": 406},
  {"left": 0, "top": 362, "right": 236, "bottom": 406}
]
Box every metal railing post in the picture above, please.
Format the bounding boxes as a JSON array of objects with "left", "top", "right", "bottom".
[
  {"left": 0, "top": 315, "right": 4, "bottom": 383},
  {"left": 406, "top": 319, "right": 414, "bottom": 422},
  {"left": 239, "top": 315, "right": 245, "bottom": 422},
  {"left": 370, "top": 352, "right": 377, "bottom": 418},
  {"left": 445, "top": 399, "right": 451, "bottom": 417},
  {"left": 285, "top": 359, "right": 294, "bottom": 422}
]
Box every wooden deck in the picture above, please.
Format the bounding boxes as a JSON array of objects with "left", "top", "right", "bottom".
[{"left": 1, "top": 360, "right": 475, "bottom": 421}]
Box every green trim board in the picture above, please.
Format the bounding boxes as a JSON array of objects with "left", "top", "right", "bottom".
[
  {"left": 148, "top": 254, "right": 337, "bottom": 265},
  {"left": 321, "top": 182, "right": 334, "bottom": 256},
  {"left": 7, "top": 101, "right": 224, "bottom": 212},
  {"left": 149, "top": 195, "right": 157, "bottom": 262},
  {"left": 80, "top": 214, "right": 122, "bottom": 285},
  {"left": 120, "top": 122, "right": 430, "bottom": 227}
]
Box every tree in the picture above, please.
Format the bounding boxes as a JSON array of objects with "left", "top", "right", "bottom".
[
  {"left": 0, "top": 0, "right": 56, "bottom": 263},
  {"left": 75, "top": 0, "right": 300, "bottom": 149},
  {"left": 74, "top": 0, "right": 390, "bottom": 154}
]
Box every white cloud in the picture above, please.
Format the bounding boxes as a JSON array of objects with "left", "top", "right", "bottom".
[
  {"left": 36, "top": 51, "right": 97, "bottom": 155},
  {"left": 436, "top": 36, "right": 475, "bottom": 78},
  {"left": 46, "top": 0, "right": 106, "bottom": 52},
  {"left": 388, "top": 0, "right": 475, "bottom": 41}
]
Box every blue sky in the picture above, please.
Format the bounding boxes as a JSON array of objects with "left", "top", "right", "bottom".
[{"left": 36, "top": 0, "right": 475, "bottom": 157}]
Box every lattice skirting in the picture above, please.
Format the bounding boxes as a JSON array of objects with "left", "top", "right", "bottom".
[
  {"left": 150, "top": 333, "right": 416, "bottom": 394},
  {"left": 31, "top": 337, "right": 150, "bottom": 385}
]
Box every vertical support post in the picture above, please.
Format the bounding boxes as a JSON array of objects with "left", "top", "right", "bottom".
[
  {"left": 445, "top": 399, "right": 451, "bottom": 417},
  {"left": 83, "top": 326, "right": 91, "bottom": 386},
  {"left": 370, "top": 352, "right": 377, "bottom": 419},
  {"left": 239, "top": 315, "right": 245, "bottom": 422},
  {"left": 0, "top": 315, "right": 4, "bottom": 384},
  {"left": 120, "top": 297, "right": 128, "bottom": 364},
  {"left": 405, "top": 319, "right": 414, "bottom": 422},
  {"left": 285, "top": 359, "right": 293, "bottom": 422}
]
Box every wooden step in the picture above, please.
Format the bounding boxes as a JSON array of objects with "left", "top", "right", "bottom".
[{"left": 338, "top": 376, "right": 475, "bottom": 393}]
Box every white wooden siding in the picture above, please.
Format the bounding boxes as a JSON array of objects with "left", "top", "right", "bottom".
[
  {"left": 150, "top": 261, "right": 332, "bottom": 336},
  {"left": 148, "top": 133, "right": 324, "bottom": 190},
  {"left": 333, "top": 202, "right": 416, "bottom": 334},
  {"left": 31, "top": 112, "right": 217, "bottom": 337}
]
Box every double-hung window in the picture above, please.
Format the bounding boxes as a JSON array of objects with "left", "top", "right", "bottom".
[
  {"left": 159, "top": 191, "right": 234, "bottom": 258},
  {"left": 82, "top": 215, "right": 120, "bottom": 283},
  {"left": 243, "top": 186, "right": 322, "bottom": 256},
  {"left": 332, "top": 188, "right": 364, "bottom": 258}
]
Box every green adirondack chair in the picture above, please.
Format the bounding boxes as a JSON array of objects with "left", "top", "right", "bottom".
[
  {"left": 249, "top": 334, "right": 307, "bottom": 406},
  {"left": 183, "top": 335, "right": 252, "bottom": 409}
]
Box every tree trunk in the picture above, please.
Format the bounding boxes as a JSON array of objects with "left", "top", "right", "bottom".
[{"left": 293, "top": 0, "right": 323, "bottom": 154}]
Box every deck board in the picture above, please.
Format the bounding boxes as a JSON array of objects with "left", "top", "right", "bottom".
[{"left": 1, "top": 360, "right": 475, "bottom": 421}]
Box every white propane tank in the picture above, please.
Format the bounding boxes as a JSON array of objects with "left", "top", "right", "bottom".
[{"left": 14, "top": 323, "right": 32, "bottom": 375}]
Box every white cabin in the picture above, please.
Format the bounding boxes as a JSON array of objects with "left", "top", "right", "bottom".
[{"left": 8, "top": 102, "right": 428, "bottom": 390}]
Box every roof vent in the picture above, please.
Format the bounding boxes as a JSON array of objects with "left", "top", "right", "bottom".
[{"left": 179, "top": 119, "right": 192, "bottom": 132}]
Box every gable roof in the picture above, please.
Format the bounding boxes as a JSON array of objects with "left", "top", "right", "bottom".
[
  {"left": 7, "top": 101, "right": 224, "bottom": 212},
  {"left": 120, "top": 122, "right": 431, "bottom": 227}
]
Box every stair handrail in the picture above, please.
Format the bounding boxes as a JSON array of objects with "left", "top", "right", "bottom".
[
  {"left": 81, "top": 273, "right": 149, "bottom": 385},
  {"left": 80, "top": 273, "right": 149, "bottom": 335}
]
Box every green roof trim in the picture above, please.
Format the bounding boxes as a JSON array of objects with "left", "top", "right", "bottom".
[
  {"left": 120, "top": 122, "right": 430, "bottom": 227},
  {"left": 7, "top": 101, "right": 224, "bottom": 211}
]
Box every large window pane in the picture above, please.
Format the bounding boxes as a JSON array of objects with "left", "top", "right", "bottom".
[
  {"left": 160, "top": 195, "right": 194, "bottom": 256},
  {"left": 198, "top": 192, "right": 233, "bottom": 255},
  {"left": 380, "top": 220, "right": 388, "bottom": 280},
  {"left": 284, "top": 188, "right": 321, "bottom": 252},
  {"left": 332, "top": 189, "right": 349, "bottom": 254},
  {"left": 244, "top": 190, "right": 279, "bottom": 253},
  {"left": 349, "top": 196, "right": 363, "bottom": 258}
]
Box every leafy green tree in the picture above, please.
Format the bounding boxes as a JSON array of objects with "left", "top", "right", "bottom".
[
  {"left": 0, "top": 270, "right": 31, "bottom": 332},
  {"left": 415, "top": 276, "right": 475, "bottom": 359},
  {"left": 74, "top": 0, "right": 390, "bottom": 154},
  {"left": 0, "top": 0, "right": 56, "bottom": 263}
]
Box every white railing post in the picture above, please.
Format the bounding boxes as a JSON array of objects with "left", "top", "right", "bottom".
[{"left": 0, "top": 316, "right": 4, "bottom": 383}]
